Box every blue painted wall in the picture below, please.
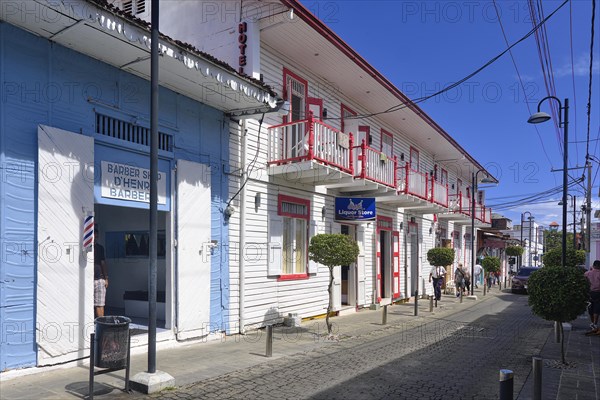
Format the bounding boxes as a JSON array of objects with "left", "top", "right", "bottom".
[{"left": 0, "top": 22, "right": 230, "bottom": 370}]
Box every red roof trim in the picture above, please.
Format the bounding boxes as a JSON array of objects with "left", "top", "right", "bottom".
[{"left": 280, "top": 0, "right": 489, "bottom": 175}]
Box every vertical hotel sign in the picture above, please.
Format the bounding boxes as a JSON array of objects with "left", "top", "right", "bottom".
[
  {"left": 238, "top": 22, "right": 247, "bottom": 74},
  {"left": 101, "top": 161, "right": 166, "bottom": 205}
]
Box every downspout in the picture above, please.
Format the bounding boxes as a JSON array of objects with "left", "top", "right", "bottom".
[{"left": 239, "top": 120, "right": 247, "bottom": 334}]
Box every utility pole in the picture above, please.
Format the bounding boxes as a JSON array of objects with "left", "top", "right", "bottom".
[{"left": 585, "top": 160, "right": 592, "bottom": 266}]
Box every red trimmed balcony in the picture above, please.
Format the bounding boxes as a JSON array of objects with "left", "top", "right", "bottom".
[
  {"left": 377, "top": 165, "right": 447, "bottom": 213},
  {"left": 439, "top": 192, "right": 491, "bottom": 225},
  {"left": 352, "top": 141, "right": 397, "bottom": 189},
  {"left": 267, "top": 115, "right": 450, "bottom": 214},
  {"left": 268, "top": 115, "right": 396, "bottom": 190}
]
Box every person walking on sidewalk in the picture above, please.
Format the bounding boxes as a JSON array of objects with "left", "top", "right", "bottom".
[
  {"left": 474, "top": 262, "right": 483, "bottom": 288},
  {"left": 584, "top": 260, "right": 600, "bottom": 336},
  {"left": 429, "top": 265, "right": 446, "bottom": 301},
  {"left": 455, "top": 264, "right": 466, "bottom": 297},
  {"left": 94, "top": 227, "right": 109, "bottom": 318}
]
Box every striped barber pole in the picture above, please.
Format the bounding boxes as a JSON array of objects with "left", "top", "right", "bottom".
[{"left": 83, "top": 214, "right": 94, "bottom": 252}]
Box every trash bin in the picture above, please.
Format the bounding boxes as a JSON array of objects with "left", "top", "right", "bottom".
[{"left": 93, "top": 316, "right": 131, "bottom": 369}]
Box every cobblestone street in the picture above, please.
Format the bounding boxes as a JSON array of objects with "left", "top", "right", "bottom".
[{"left": 129, "top": 294, "right": 551, "bottom": 400}]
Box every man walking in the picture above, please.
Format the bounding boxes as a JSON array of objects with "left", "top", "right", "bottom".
[
  {"left": 429, "top": 265, "right": 446, "bottom": 301},
  {"left": 584, "top": 260, "right": 600, "bottom": 335},
  {"left": 94, "top": 227, "right": 109, "bottom": 318},
  {"left": 474, "top": 262, "right": 483, "bottom": 289}
]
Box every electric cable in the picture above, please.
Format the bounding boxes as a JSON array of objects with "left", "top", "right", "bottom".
[
  {"left": 585, "top": 0, "right": 596, "bottom": 160},
  {"left": 331, "top": 0, "right": 570, "bottom": 122},
  {"left": 568, "top": 0, "right": 580, "bottom": 161},
  {"left": 491, "top": 0, "right": 555, "bottom": 172}
]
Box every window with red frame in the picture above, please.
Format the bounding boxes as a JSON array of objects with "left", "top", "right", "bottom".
[
  {"left": 441, "top": 168, "right": 448, "bottom": 185},
  {"left": 278, "top": 195, "right": 310, "bottom": 276},
  {"left": 283, "top": 68, "right": 308, "bottom": 122},
  {"left": 381, "top": 129, "right": 394, "bottom": 158},
  {"left": 409, "top": 147, "right": 419, "bottom": 171}
]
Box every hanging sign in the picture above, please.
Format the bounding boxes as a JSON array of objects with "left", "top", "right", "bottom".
[
  {"left": 101, "top": 161, "right": 166, "bottom": 204},
  {"left": 335, "top": 197, "right": 376, "bottom": 221}
]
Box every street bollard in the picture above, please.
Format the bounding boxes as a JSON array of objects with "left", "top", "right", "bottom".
[
  {"left": 414, "top": 290, "right": 418, "bottom": 316},
  {"left": 266, "top": 325, "right": 273, "bottom": 357},
  {"left": 460, "top": 289, "right": 463, "bottom": 303},
  {"left": 483, "top": 282, "right": 487, "bottom": 296},
  {"left": 499, "top": 369, "right": 514, "bottom": 400},
  {"left": 429, "top": 296, "right": 433, "bottom": 312},
  {"left": 499, "top": 280, "right": 502, "bottom": 290},
  {"left": 382, "top": 304, "right": 388, "bottom": 325},
  {"left": 554, "top": 321, "right": 561, "bottom": 343},
  {"left": 532, "top": 357, "right": 542, "bottom": 400}
]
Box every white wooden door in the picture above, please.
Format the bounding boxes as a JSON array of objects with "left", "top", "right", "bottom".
[
  {"left": 392, "top": 231, "right": 401, "bottom": 299},
  {"left": 331, "top": 222, "right": 342, "bottom": 311},
  {"left": 356, "top": 225, "right": 366, "bottom": 306},
  {"left": 176, "top": 160, "right": 211, "bottom": 340},
  {"left": 37, "top": 125, "right": 94, "bottom": 365}
]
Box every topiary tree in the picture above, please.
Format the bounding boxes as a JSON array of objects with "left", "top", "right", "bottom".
[
  {"left": 542, "top": 247, "right": 585, "bottom": 268},
  {"left": 528, "top": 266, "right": 589, "bottom": 364},
  {"left": 309, "top": 234, "right": 360, "bottom": 336},
  {"left": 481, "top": 256, "right": 500, "bottom": 274},
  {"left": 427, "top": 247, "right": 455, "bottom": 268},
  {"left": 505, "top": 245, "right": 524, "bottom": 257}
]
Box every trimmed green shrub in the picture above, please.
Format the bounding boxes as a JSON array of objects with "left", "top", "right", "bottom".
[
  {"left": 505, "top": 245, "right": 524, "bottom": 257},
  {"left": 528, "top": 265, "right": 589, "bottom": 363},
  {"left": 481, "top": 256, "right": 501, "bottom": 273},
  {"left": 309, "top": 234, "right": 360, "bottom": 335},
  {"left": 542, "top": 247, "right": 585, "bottom": 268},
  {"left": 426, "top": 247, "right": 455, "bottom": 267}
]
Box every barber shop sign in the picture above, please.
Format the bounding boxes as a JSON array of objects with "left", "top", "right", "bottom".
[{"left": 335, "top": 197, "right": 376, "bottom": 222}]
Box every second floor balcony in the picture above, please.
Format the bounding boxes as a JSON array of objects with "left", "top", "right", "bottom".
[
  {"left": 267, "top": 115, "right": 450, "bottom": 213},
  {"left": 439, "top": 193, "right": 492, "bottom": 225}
]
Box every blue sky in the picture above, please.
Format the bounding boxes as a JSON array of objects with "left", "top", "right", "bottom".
[{"left": 306, "top": 0, "right": 599, "bottom": 229}]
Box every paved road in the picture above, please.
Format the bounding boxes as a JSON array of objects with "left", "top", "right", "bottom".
[{"left": 119, "top": 293, "right": 551, "bottom": 400}]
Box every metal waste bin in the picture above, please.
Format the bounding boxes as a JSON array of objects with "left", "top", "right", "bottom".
[{"left": 93, "top": 316, "right": 131, "bottom": 369}]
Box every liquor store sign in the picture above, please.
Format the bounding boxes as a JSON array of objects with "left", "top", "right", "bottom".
[
  {"left": 335, "top": 197, "right": 376, "bottom": 221},
  {"left": 101, "top": 161, "right": 166, "bottom": 204}
]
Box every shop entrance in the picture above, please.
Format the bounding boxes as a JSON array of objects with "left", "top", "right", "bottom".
[
  {"left": 96, "top": 204, "right": 170, "bottom": 335},
  {"left": 340, "top": 224, "right": 356, "bottom": 306},
  {"left": 409, "top": 222, "right": 419, "bottom": 296}
]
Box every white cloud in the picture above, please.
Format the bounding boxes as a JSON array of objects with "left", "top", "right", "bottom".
[{"left": 556, "top": 53, "right": 600, "bottom": 78}]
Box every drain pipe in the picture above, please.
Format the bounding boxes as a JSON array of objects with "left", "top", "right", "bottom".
[{"left": 239, "top": 120, "right": 247, "bottom": 334}]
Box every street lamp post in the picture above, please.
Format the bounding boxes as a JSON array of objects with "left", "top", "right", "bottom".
[
  {"left": 471, "top": 170, "right": 494, "bottom": 295},
  {"left": 520, "top": 211, "right": 533, "bottom": 267},
  {"left": 528, "top": 217, "right": 534, "bottom": 266},
  {"left": 559, "top": 194, "right": 576, "bottom": 249},
  {"left": 528, "top": 97, "right": 569, "bottom": 267}
]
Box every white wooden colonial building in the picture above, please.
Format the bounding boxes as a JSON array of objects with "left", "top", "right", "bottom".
[{"left": 116, "top": 0, "right": 496, "bottom": 333}]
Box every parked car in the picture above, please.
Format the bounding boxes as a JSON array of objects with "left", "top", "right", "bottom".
[{"left": 511, "top": 267, "right": 540, "bottom": 294}]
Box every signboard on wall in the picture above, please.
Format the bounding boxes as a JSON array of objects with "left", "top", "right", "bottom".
[
  {"left": 101, "top": 161, "right": 166, "bottom": 204},
  {"left": 335, "top": 197, "right": 376, "bottom": 221}
]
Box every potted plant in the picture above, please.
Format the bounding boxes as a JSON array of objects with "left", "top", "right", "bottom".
[
  {"left": 505, "top": 245, "right": 524, "bottom": 258},
  {"left": 309, "top": 233, "right": 360, "bottom": 337}
]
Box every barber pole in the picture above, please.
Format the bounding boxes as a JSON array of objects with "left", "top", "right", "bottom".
[{"left": 83, "top": 214, "right": 94, "bottom": 252}]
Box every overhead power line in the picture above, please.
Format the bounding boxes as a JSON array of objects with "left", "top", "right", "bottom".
[
  {"left": 491, "top": 0, "right": 554, "bottom": 170},
  {"left": 339, "top": 0, "right": 570, "bottom": 121}
]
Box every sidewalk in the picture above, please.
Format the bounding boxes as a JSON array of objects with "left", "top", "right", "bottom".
[
  {"left": 0, "top": 286, "right": 595, "bottom": 399},
  {"left": 517, "top": 313, "right": 600, "bottom": 400}
]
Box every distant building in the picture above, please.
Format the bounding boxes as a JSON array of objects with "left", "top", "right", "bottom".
[
  {"left": 491, "top": 214, "right": 512, "bottom": 230},
  {"left": 549, "top": 222, "right": 559, "bottom": 231}
]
